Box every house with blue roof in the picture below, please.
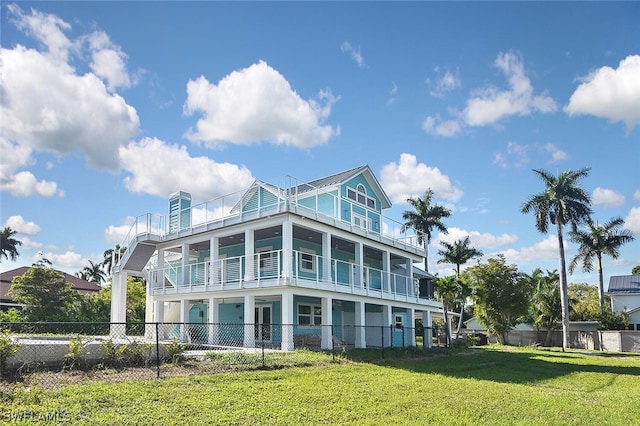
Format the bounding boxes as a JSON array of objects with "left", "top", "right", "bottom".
[
  {"left": 607, "top": 274, "right": 640, "bottom": 331},
  {"left": 110, "top": 165, "right": 442, "bottom": 350}
]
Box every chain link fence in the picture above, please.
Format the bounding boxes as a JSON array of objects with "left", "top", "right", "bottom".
[{"left": 0, "top": 322, "right": 438, "bottom": 392}]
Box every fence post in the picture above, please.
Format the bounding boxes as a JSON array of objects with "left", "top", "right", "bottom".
[
  {"left": 155, "top": 322, "right": 160, "bottom": 378},
  {"left": 261, "top": 329, "right": 265, "bottom": 367},
  {"left": 381, "top": 326, "right": 384, "bottom": 359},
  {"left": 390, "top": 325, "right": 394, "bottom": 349},
  {"left": 402, "top": 325, "right": 405, "bottom": 348}
]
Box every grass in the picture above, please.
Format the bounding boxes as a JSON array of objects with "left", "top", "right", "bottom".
[{"left": 1, "top": 345, "right": 639, "bottom": 425}]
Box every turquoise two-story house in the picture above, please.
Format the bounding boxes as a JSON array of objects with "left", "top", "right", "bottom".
[{"left": 110, "top": 165, "right": 442, "bottom": 350}]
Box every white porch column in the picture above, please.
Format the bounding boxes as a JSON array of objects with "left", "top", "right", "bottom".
[
  {"left": 281, "top": 290, "right": 294, "bottom": 351},
  {"left": 354, "top": 301, "right": 366, "bottom": 348},
  {"left": 354, "top": 242, "right": 363, "bottom": 288},
  {"left": 281, "top": 220, "right": 293, "bottom": 283},
  {"left": 383, "top": 251, "right": 391, "bottom": 293},
  {"left": 408, "top": 308, "right": 416, "bottom": 346},
  {"left": 181, "top": 243, "right": 189, "bottom": 286},
  {"left": 209, "top": 237, "right": 218, "bottom": 285},
  {"left": 244, "top": 230, "right": 255, "bottom": 281},
  {"left": 243, "top": 294, "right": 256, "bottom": 348},
  {"left": 321, "top": 296, "right": 333, "bottom": 349},
  {"left": 110, "top": 271, "right": 127, "bottom": 338},
  {"left": 208, "top": 296, "right": 219, "bottom": 345},
  {"left": 382, "top": 304, "right": 393, "bottom": 347},
  {"left": 180, "top": 299, "right": 188, "bottom": 342},
  {"left": 157, "top": 248, "right": 165, "bottom": 290},
  {"left": 322, "top": 231, "right": 331, "bottom": 284},
  {"left": 424, "top": 310, "right": 433, "bottom": 349}
]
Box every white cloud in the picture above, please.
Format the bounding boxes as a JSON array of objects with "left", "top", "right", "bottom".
[
  {"left": 379, "top": 153, "right": 463, "bottom": 203},
  {"left": 498, "top": 235, "right": 564, "bottom": 264},
  {"left": 0, "top": 138, "right": 62, "bottom": 197},
  {"left": 183, "top": 61, "right": 339, "bottom": 148},
  {"left": 592, "top": 187, "right": 625, "bottom": 207},
  {"left": 434, "top": 227, "right": 518, "bottom": 250},
  {"left": 1, "top": 6, "right": 140, "bottom": 172},
  {"left": 634, "top": 189, "right": 640, "bottom": 200},
  {"left": 493, "top": 142, "right": 528, "bottom": 168},
  {"left": 104, "top": 216, "right": 138, "bottom": 245},
  {"left": 429, "top": 68, "right": 461, "bottom": 98},
  {"left": 86, "top": 30, "right": 133, "bottom": 91},
  {"left": 39, "top": 250, "right": 85, "bottom": 273},
  {"left": 623, "top": 206, "right": 640, "bottom": 235},
  {"left": 565, "top": 55, "right": 640, "bottom": 132},
  {"left": 3, "top": 216, "right": 41, "bottom": 235},
  {"left": 422, "top": 115, "right": 463, "bottom": 137},
  {"left": 543, "top": 143, "right": 568, "bottom": 162},
  {"left": 119, "top": 137, "right": 255, "bottom": 200},
  {"left": 340, "top": 41, "right": 366, "bottom": 68},
  {"left": 388, "top": 82, "right": 399, "bottom": 105},
  {"left": 463, "top": 52, "right": 557, "bottom": 126}
]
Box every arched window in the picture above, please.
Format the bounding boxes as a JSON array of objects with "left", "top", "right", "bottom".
[{"left": 347, "top": 184, "right": 376, "bottom": 209}]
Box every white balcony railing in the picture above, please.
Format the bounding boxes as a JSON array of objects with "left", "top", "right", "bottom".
[{"left": 148, "top": 249, "right": 426, "bottom": 303}]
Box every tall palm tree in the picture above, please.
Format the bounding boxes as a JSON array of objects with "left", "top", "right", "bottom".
[
  {"left": 434, "top": 275, "right": 458, "bottom": 347},
  {"left": 437, "top": 236, "right": 483, "bottom": 337},
  {"left": 0, "top": 227, "right": 22, "bottom": 262},
  {"left": 401, "top": 189, "right": 451, "bottom": 273},
  {"left": 569, "top": 217, "right": 635, "bottom": 312},
  {"left": 80, "top": 260, "right": 107, "bottom": 284},
  {"left": 521, "top": 168, "right": 592, "bottom": 350},
  {"left": 102, "top": 244, "right": 126, "bottom": 275}
]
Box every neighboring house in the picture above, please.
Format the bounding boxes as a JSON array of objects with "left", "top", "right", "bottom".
[
  {"left": 0, "top": 266, "right": 101, "bottom": 311},
  {"left": 110, "top": 165, "right": 441, "bottom": 350},
  {"left": 607, "top": 274, "right": 640, "bottom": 331},
  {"left": 464, "top": 317, "right": 599, "bottom": 333}
]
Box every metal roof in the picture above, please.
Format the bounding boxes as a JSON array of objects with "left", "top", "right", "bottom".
[{"left": 607, "top": 275, "right": 640, "bottom": 293}]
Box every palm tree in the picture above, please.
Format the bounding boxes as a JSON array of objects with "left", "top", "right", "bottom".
[
  {"left": 401, "top": 189, "right": 451, "bottom": 273},
  {"left": 569, "top": 217, "right": 635, "bottom": 313},
  {"left": 528, "top": 269, "right": 561, "bottom": 346},
  {"left": 437, "top": 236, "right": 483, "bottom": 337},
  {"left": 102, "top": 244, "right": 126, "bottom": 275},
  {"left": 0, "top": 227, "right": 22, "bottom": 262},
  {"left": 521, "top": 168, "right": 592, "bottom": 350},
  {"left": 80, "top": 260, "right": 107, "bottom": 284},
  {"left": 434, "top": 275, "right": 458, "bottom": 347}
]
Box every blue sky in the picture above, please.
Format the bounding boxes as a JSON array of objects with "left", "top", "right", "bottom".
[{"left": 1, "top": 2, "right": 639, "bottom": 287}]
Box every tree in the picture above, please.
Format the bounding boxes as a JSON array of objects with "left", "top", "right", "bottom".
[
  {"left": 0, "top": 227, "right": 22, "bottom": 262},
  {"left": 434, "top": 275, "right": 458, "bottom": 347},
  {"left": 78, "top": 260, "right": 107, "bottom": 284},
  {"left": 569, "top": 283, "right": 629, "bottom": 330},
  {"left": 102, "top": 245, "right": 126, "bottom": 276},
  {"left": 8, "top": 261, "right": 78, "bottom": 321},
  {"left": 521, "top": 168, "right": 592, "bottom": 350},
  {"left": 402, "top": 189, "right": 451, "bottom": 272},
  {"left": 437, "top": 236, "right": 483, "bottom": 338},
  {"left": 527, "top": 269, "right": 561, "bottom": 346},
  {"left": 632, "top": 265, "right": 640, "bottom": 275},
  {"left": 569, "top": 217, "right": 635, "bottom": 313},
  {"left": 466, "top": 255, "right": 532, "bottom": 344}
]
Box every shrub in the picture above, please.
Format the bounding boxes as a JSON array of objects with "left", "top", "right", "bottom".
[
  {"left": 164, "top": 338, "right": 187, "bottom": 365},
  {"left": 0, "top": 330, "right": 21, "bottom": 376},
  {"left": 64, "top": 335, "right": 87, "bottom": 370},
  {"left": 119, "top": 341, "right": 153, "bottom": 367}
]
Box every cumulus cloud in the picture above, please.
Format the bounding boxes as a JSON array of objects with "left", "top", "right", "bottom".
[
  {"left": 183, "top": 61, "right": 339, "bottom": 148},
  {"left": 635, "top": 189, "right": 640, "bottom": 200},
  {"left": 498, "top": 235, "right": 565, "bottom": 264},
  {"left": 379, "top": 153, "right": 463, "bottom": 203},
  {"left": 592, "top": 187, "right": 625, "bottom": 207},
  {"left": 434, "top": 227, "right": 518, "bottom": 250},
  {"left": 119, "top": 137, "right": 255, "bottom": 200},
  {"left": 0, "top": 138, "right": 63, "bottom": 197},
  {"left": 493, "top": 142, "right": 528, "bottom": 168},
  {"left": 3, "top": 215, "right": 41, "bottom": 235},
  {"left": 543, "top": 143, "right": 568, "bottom": 162},
  {"left": 565, "top": 55, "right": 640, "bottom": 132},
  {"left": 424, "top": 52, "right": 557, "bottom": 137},
  {"left": 388, "top": 82, "right": 399, "bottom": 105},
  {"left": 623, "top": 206, "right": 640, "bottom": 235},
  {"left": 340, "top": 41, "right": 366, "bottom": 68},
  {"left": 428, "top": 67, "right": 461, "bottom": 98},
  {"left": 0, "top": 5, "right": 140, "bottom": 173},
  {"left": 86, "top": 30, "right": 134, "bottom": 91}
]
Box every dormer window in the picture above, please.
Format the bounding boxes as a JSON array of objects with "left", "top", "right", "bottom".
[{"left": 347, "top": 184, "right": 376, "bottom": 209}]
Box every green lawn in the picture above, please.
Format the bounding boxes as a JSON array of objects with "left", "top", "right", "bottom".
[{"left": 2, "top": 345, "right": 639, "bottom": 425}]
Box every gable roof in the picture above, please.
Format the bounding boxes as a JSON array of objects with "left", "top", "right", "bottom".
[
  {"left": 295, "top": 165, "right": 392, "bottom": 209},
  {"left": 0, "top": 267, "right": 101, "bottom": 302},
  {"left": 607, "top": 275, "right": 640, "bottom": 294}
]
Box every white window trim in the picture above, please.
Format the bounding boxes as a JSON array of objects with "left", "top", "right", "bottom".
[
  {"left": 352, "top": 213, "right": 372, "bottom": 231},
  {"left": 298, "top": 303, "right": 322, "bottom": 326},
  {"left": 299, "top": 248, "right": 316, "bottom": 273}
]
